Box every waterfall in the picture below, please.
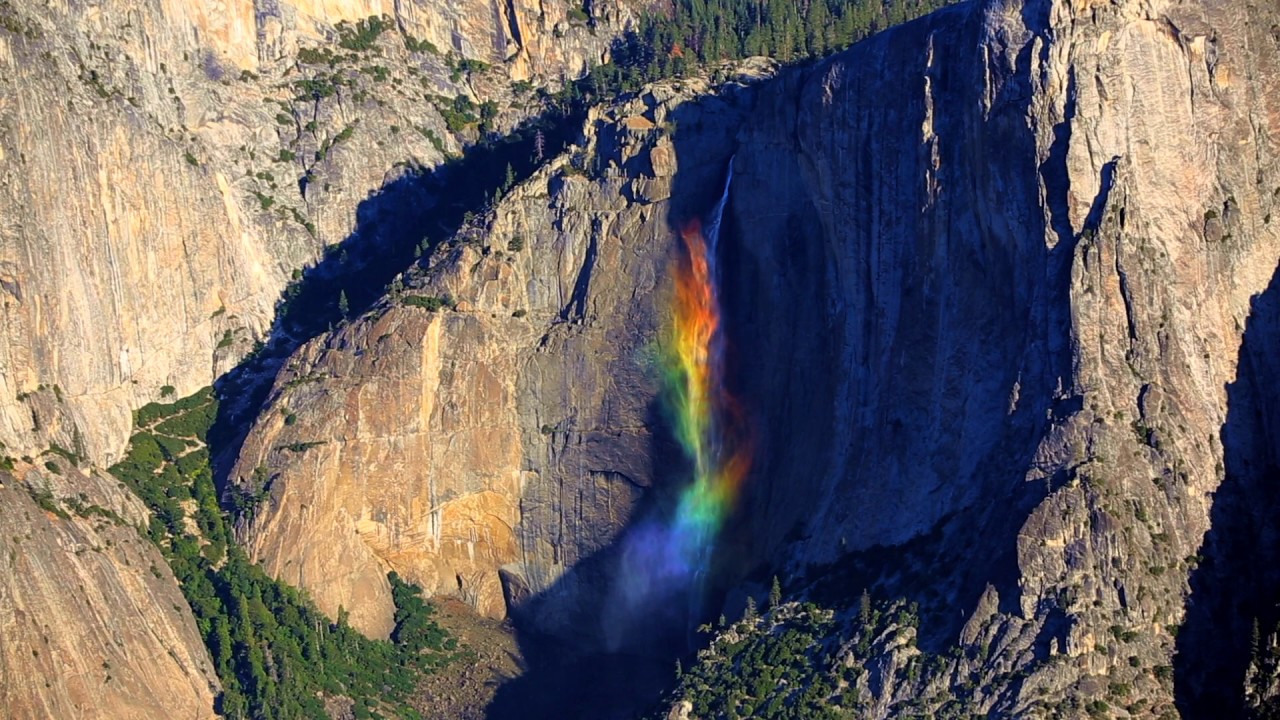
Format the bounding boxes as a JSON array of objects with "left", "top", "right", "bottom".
[{"left": 608, "top": 159, "right": 750, "bottom": 647}]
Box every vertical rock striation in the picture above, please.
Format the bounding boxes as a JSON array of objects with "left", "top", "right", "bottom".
[
  {"left": 720, "top": 0, "right": 1280, "bottom": 712},
  {"left": 0, "top": 465, "right": 220, "bottom": 719},
  {"left": 227, "top": 65, "right": 776, "bottom": 638}
]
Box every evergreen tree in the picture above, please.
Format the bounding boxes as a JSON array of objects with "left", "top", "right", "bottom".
[
  {"left": 337, "top": 289, "right": 349, "bottom": 317},
  {"left": 1255, "top": 617, "right": 1264, "bottom": 660},
  {"left": 769, "top": 575, "right": 782, "bottom": 609}
]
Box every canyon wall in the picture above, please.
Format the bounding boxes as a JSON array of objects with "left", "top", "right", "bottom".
[
  {"left": 731, "top": 0, "right": 1280, "bottom": 712},
  {"left": 2, "top": 0, "right": 1275, "bottom": 713},
  {"left": 0, "top": 0, "right": 631, "bottom": 471},
  {"left": 0, "top": 0, "right": 636, "bottom": 715},
  {"left": 227, "top": 66, "right": 774, "bottom": 637},
  {"left": 233, "top": 0, "right": 1280, "bottom": 713}
]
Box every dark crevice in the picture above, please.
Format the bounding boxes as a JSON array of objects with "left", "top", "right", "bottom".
[
  {"left": 1039, "top": 63, "right": 1078, "bottom": 247},
  {"left": 1116, "top": 251, "right": 1138, "bottom": 342},
  {"left": 559, "top": 233, "right": 598, "bottom": 322},
  {"left": 1083, "top": 156, "right": 1120, "bottom": 233}
]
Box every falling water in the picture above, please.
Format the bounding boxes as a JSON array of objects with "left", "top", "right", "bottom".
[{"left": 610, "top": 160, "right": 751, "bottom": 644}]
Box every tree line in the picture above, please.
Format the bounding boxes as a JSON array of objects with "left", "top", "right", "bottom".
[{"left": 584, "top": 0, "right": 954, "bottom": 92}]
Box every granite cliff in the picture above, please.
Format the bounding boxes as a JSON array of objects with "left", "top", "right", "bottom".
[
  {"left": 0, "top": 462, "right": 220, "bottom": 719},
  {"left": 0, "top": 0, "right": 633, "bottom": 470},
  {"left": 3, "top": 0, "right": 1280, "bottom": 715},
  {"left": 227, "top": 63, "right": 775, "bottom": 637},
  {"left": 0, "top": 0, "right": 635, "bottom": 716},
  {"left": 231, "top": 0, "right": 1280, "bottom": 715}
]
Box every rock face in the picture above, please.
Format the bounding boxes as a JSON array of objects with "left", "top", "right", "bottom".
[
  {"left": 5, "top": 0, "right": 1273, "bottom": 714},
  {"left": 0, "top": 464, "right": 220, "bottom": 719},
  {"left": 236, "top": 0, "right": 1280, "bottom": 714},
  {"left": 24, "top": 0, "right": 632, "bottom": 78},
  {"left": 0, "top": 0, "right": 641, "bottom": 715},
  {"left": 728, "top": 0, "right": 1278, "bottom": 713},
  {"left": 0, "top": 0, "right": 635, "bottom": 470},
  {"left": 714, "top": 0, "right": 1279, "bottom": 713},
  {"left": 228, "top": 67, "right": 774, "bottom": 636}
]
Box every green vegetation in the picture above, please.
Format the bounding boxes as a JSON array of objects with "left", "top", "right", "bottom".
[
  {"left": 109, "top": 389, "right": 458, "bottom": 719},
  {"left": 29, "top": 483, "right": 70, "bottom": 519},
  {"left": 402, "top": 34, "right": 439, "bottom": 55},
  {"left": 417, "top": 126, "right": 447, "bottom": 155},
  {"left": 294, "top": 73, "right": 343, "bottom": 100},
  {"left": 135, "top": 386, "right": 217, "bottom": 427},
  {"left": 593, "top": 0, "right": 953, "bottom": 92},
  {"left": 316, "top": 123, "right": 357, "bottom": 163},
  {"left": 447, "top": 56, "right": 491, "bottom": 84},
  {"left": 1247, "top": 619, "right": 1280, "bottom": 717},
  {"left": 297, "top": 46, "right": 339, "bottom": 66},
  {"left": 438, "top": 94, "right": 480, "bottom": 133},
  {"left": 400, "top": 295, "right": 454, "bottom": 312},
  {"left": 337, "top": 16, "right": 391, "bottom": 52},
  {"left": 670, "top": 601, "right": 853, "bottom": 719},
  {"left": 662, "top": 586, "right": 1031, "bottom": 719}
]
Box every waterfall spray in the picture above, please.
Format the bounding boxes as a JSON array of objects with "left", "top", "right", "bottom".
[{"left": 611, "top": 161, "right": 751, "bottom": 644}]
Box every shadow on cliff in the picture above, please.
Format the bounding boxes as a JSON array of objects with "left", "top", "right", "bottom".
[
  {"left": 208, "top": 112, "right": 585, "bottom": 483},
  {"left": 484, "top": 95, "right": 758, "bottom": 720},
  {"left": 482, "top": 400, "right": 692, "bottom": 720},
  {"left": 490, "top": 0, "right": 1099, "bottom": 708},
  {"left": 1175, "top": 260, "right": 1280, "bottom": 717},
  {"left": 727, "top": 0, "right": 1089, "bottom": 666}
]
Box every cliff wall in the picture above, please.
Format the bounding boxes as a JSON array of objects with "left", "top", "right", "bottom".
[{"left": 231, "top": 0, "right": 1280, "bottom": 712}]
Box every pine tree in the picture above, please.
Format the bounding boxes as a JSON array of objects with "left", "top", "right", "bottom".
[
  {"left": 337, "top": 290, "right": 349, "bottom": 317},
  {"left": 744, "top": 595, "right": 757, "bottom": 623},
  {"left": 1255, "top": 617, "right": 1263, "bottom": 660},
  {"left": 859, "top": 589, "right": 871, "bottom": 626},
  {"left": 504, "top": 162, "right": 517, "bottom": 191},
  {"left": 769, "top": 575, "right": 782, "bottom": 609}
]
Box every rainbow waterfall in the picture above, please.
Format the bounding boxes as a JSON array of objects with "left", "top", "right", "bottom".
[{"left": 612, "top": 163, "right": 751, "bottom": 640}]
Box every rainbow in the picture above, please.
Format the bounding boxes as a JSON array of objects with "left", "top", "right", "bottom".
[
  {"left": 659, "top": 219, "right": 752, "bottom": 580},
  {"left": 611, "top": 170, "right": 751, "bottom": 635}
]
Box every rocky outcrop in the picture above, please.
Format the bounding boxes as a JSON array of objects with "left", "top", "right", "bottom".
[
  {"left": 228, "top": 64, "right": 776, "bottom": 637},
  {"left": 30, "top": 0, "right": 633, "bottom": 78},
  {"left": 0, "top": 464, "right": 220, "bottom": 719},
  {"left": 0, "top": 0, "right": 630, "bottom": 470}
]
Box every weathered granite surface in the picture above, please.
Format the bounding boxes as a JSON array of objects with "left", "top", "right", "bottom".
[{"left": 235, "top": 0, "right": 1280, "bottom": 713}]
